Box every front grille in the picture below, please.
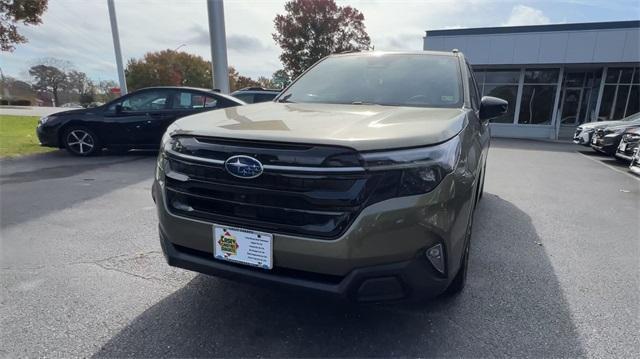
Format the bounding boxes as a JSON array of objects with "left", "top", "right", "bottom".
[{"left": 163, "top": 136, "right": 399, "bottom": 239}]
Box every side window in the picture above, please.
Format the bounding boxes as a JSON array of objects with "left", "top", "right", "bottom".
[
  {"left": 171, "top": 92, "right": 218, "bottom": 110},
  {"left": 234, "top": 93, "right": 254, "bottom": 103},
  {"left": 254, "top": 93, "right": 278, "bottom": 103},
  {"left": 120, "top": 91, "right": 169, "bottom": 112},
  {"left": 467, "top": 63, "right": 481, "bottom": 110}
]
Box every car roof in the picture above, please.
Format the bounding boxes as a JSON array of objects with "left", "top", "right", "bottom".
[
  {"left": 328, "top": 50, "right": 461, "bottom": 58},
  {"left": 232, "top": 87, "right": 281, "bottom": 93},
  {"left": 134, "top": 86, "right": 245, "bottom": 104}
]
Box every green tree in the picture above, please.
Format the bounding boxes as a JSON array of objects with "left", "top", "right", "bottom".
[
  {"left": 272, "top": 0, "right": 370, "bottom": 78},
  {"left": 65, "top": 70, "right": 95, "bottom": 105},
  {"left": 0, "top": 0, "right": 48, "bottom": 51},
  {"left": 228, "top": 66, "right": 260, "bottom": 92},
  {"left": 125, "top": 50, "right": 212, "bottom": 91},
  {"left": 29, "top": 64, "right": 65, "bottom": 106},
  {"left": 271, "top": 69, "right": 290, "bottom": 89},
  {"left": 96, "top": 80, "right": 119, "bottom": 102},
  {"left": 256, "top": 76, "right": 274, "bottom": 89}
]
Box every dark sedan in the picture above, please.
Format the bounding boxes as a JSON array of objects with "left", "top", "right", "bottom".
[
  {"left": 231, "top": 87, "right": 280, "bottom": 104},
  {"left": 36, "top": 86, "right": 245, "bottom": 156},
  {"left": 590, "top": 119, "right": 640, "bottom": 156},
  {"left": 615, "top": 127, "right": 640, "bottom": 161}
]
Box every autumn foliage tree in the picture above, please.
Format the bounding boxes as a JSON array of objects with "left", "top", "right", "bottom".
[
  {"left": 0, "top": 0, "right": 48, "bottom": 51},
  {"left": 125, "top": 50, "right": 213, "bottom": 91},
  {"left": 272, "top": 0, "right": 370, "bottom": 78}
]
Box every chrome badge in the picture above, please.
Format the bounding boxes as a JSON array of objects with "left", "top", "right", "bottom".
[{"left": 224, "top": 155, "right": 263, "bottom": 179}]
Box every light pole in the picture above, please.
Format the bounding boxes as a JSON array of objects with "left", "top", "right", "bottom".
[
  {"left": 174, "top": 44, "right": 186, "bottom": 52},
  {"left": 207, "top": 0, "right": 230, "bottom": 93},
  {"left": 107, "top": 0, "right": 127, "bottom": 95}
]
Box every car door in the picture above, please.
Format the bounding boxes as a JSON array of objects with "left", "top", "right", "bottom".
[{"left": 101, "top": 89, "right": 172, "bottom": 146}]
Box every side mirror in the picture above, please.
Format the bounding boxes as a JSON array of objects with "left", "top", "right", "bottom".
[
  {"left": 114, "top": 104, "right": 123, "bottom": 114},
  {"left": 479, "top": 96, "right": 508, "bottom": 121}
]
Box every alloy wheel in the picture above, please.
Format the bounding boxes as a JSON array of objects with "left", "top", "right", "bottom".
[{"left": 66, "top": 130, "right": 95, "bottom": 155}]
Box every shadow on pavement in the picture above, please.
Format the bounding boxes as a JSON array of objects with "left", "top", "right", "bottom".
[
  {"left": 0, "top": 150, "right": 157, "bottom": 228},
  {"left": 94, "top": 193, "right": 584, "bottom": 357}
]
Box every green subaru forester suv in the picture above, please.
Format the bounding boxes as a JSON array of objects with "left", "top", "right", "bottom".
[{"left": 152, "top": 51, "right": 507, "bottom": 302}]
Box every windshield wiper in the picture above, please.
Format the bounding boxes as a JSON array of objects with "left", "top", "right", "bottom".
[{"left": 278, "top": 93, "right": 294, "bottom": 103}]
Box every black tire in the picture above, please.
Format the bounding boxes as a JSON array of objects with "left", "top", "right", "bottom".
[{"left": 63, "top": 126, "right": 101, "bottom": 156}]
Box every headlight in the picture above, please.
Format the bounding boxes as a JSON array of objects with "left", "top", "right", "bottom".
[
  {"left": 624, "top": 134, "right": 640, "bottom": 143},
  {"left": 362, "top": 135, "right": 460, "bottom": 195},
  {"left": 156, "top": 133, "right": 172, "bottom": 184},
  {"left": 38, "top": 116, "right": 50, "bottom": 125}
]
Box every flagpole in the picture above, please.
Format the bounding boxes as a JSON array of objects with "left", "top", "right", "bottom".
[{"left": 107, "top": 0, "right": 127, "bottom": 95}]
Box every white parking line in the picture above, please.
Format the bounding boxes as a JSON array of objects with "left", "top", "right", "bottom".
[{"left": 578, "top": 151, "right": 640, "bottom": 182}]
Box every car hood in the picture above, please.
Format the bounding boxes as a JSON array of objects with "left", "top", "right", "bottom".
[
  {"left": 605, "top": 121, "right": 640, "bottom": 131},
  {"left": 168, "top": 102, "right": 467, "bottom": 151},
  {"left": 50, "top": 108, "right": 90, "bottom": 116},
  {"left": 579, "top": 119, "right": 628, "bottom": 130}
]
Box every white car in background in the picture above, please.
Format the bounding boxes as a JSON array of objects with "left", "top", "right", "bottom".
[{"left": 629, "top": 147, "right": 640, "bottom": 176}]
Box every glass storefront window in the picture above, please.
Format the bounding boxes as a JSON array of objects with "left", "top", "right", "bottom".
[
  {"left": 599, "top": 67, "right": 640, "bottom": 120},
  {"left": 612, "top": 86, "right": 631, "bottom": 119},
  {"left": 606, "top": 69, "right": 621, "bottom": 83},
  {"left": 564, "top": 72, "right": 586, "bottom": 87},
  {"left": 518, "top": 85, "right": 556, "bottom": 125},
  {"left": 484, "top": 70, "right": 520, "bottom": 84},
  {"left": 524, "top": 69, "right": 559, "bottom": 84},
  {"left": 482, "top": 84, "right": 518, "bottom": 123},
  {"left": 626, "top": 85, "right": 639, "bottom": 116},
  {"left": 619, "top": 69, "right": 634, "bottom": 83},
  {"left": 599, "top": 85, "right": 616, "bottom": 120}
]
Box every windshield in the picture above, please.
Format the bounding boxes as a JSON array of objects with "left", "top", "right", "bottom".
[{"left": 279, "top": 53, "right": 463, "bottom": 108}]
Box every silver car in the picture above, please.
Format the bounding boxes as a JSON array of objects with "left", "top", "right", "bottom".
[{"left": 573, "top": 112, "right": 640, "bottom": 146}]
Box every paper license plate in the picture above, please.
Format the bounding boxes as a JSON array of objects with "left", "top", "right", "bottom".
[
  {"left": 214, "top": 225, "right": 273, "bottom": 269},
  {"left": 619, "top": 142, "right": 627, "bottom": 152}
]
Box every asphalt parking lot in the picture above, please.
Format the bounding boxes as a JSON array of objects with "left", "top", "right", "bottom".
[{"left": 1, "top": 139, "right": 638, "bottom": 358}]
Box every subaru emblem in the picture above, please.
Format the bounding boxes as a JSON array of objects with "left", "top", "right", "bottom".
[{"left": 224, "top": 155, "right": 263, "bottom": 179}]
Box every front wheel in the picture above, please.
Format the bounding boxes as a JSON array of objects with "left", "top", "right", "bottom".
[{"left": 63, "top": 127, "right": 101, "bottom": 156}]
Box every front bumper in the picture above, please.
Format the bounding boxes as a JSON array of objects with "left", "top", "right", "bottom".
[
  {"left": 591, "top": 138, "right": 618, "bottom": 155},
  {"left": 160, "top": 228, "right": 448, "bottom": 302},
  {"left": 573, "top": 130, "right": 592, "bottom": 146},
  {"left": 615, "top": 142, "right": 639, "bottom": 161},
  {"left": 36, "top": 125, "right": 59, "bottom": 147},
  {"left": 153, "top": 173, "right": 472, "bottom": 301}
]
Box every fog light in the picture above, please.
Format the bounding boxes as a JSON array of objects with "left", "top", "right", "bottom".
[{"left": 426, "top": 243, "right": 445, "bottom": 274}]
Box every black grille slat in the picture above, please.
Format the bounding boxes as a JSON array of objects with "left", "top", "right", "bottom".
[
  {"left": 168, "top": 156, "right": 359, "bottom": 192},
  {"left": 163, "top": 136, "right": 385, "bottom": 239}
]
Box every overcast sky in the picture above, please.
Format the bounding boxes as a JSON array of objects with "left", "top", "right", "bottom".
[{"left": 1, "top": 0, "right": 637, "bottom": 83}]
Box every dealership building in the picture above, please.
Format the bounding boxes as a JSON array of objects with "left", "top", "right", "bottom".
[{"left": 423, "top": 20, "right": 640, "bottom": 140}]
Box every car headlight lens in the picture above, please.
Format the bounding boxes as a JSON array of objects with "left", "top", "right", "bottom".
[
  {"left": 362, "top": 135, "right": 461, "bottom": 195},
  {"left": 38, "top": 116, "right": 50, "bottom": 125},
  {"left": 624, "top": 134, "right": 640, "bottom": 143},
  {"left": 156, "top": 133, "right": 172, "bottom": 184}
]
